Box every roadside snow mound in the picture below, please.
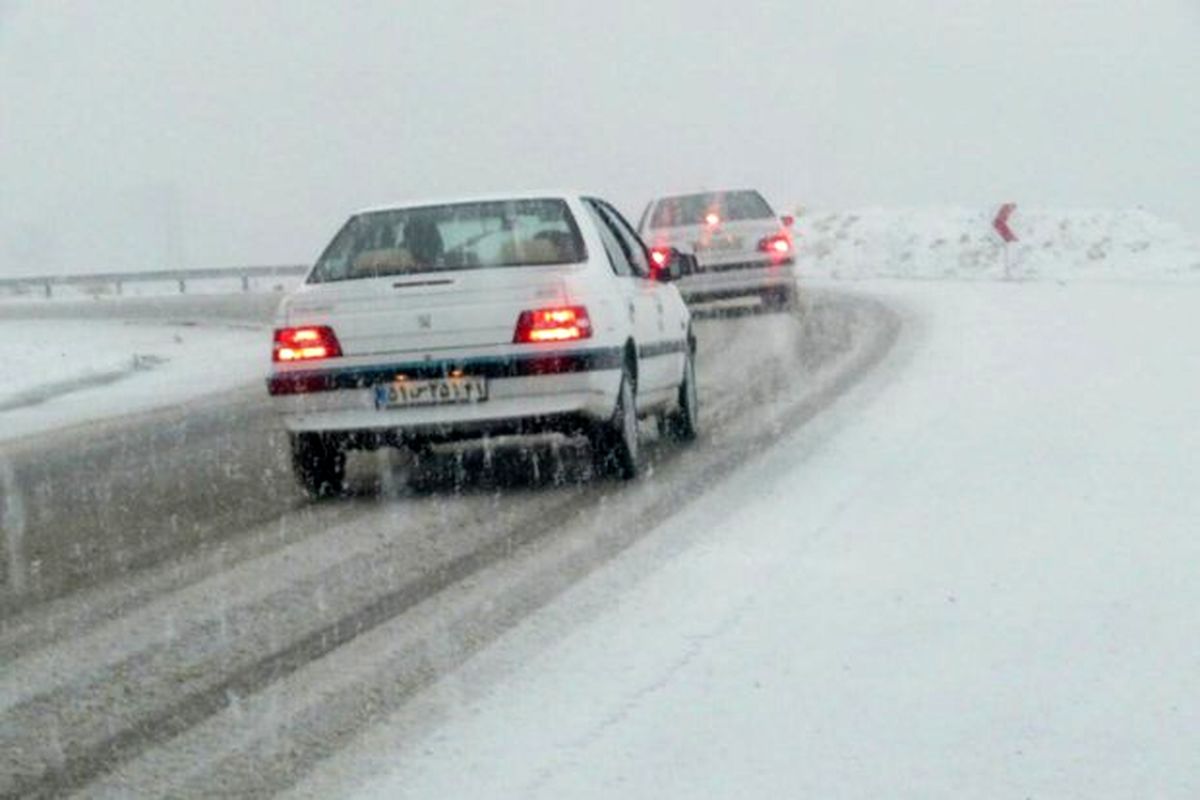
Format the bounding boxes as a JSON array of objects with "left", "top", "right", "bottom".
[
  {"left": 797, "top": 208, "right": 1200, "bottom": 282},
  {"left": 0, "top": 319, "right": 267, "bottom": 442}
]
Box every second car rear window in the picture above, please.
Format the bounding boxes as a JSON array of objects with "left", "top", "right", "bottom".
[{"left": 648, "top": 191, "right": 774, "bottom": 229}]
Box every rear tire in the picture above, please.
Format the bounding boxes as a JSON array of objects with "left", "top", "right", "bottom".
[
  {"left": 291, "top": 433, "right": 347, "bottom": 499},
  {"left": 662, "top": 344, "right": 699, "bottom": 442},
  {"left": 763, "top": 284, "right": 798, "bottom": 313},
  {"left": 589, "top": 362, "right": 639, "bottom": 480}
]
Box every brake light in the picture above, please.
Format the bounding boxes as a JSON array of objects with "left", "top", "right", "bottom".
[
  {"left": 514, "top": 306, "right": 592, "bottom": 343},
  {"left": 649, "top": 247, "right": 670, "bottom": 269},
  {"left": 273, "top": 326, "right": 342, "bottom": 362},
  {"left": 758, "top": 234, "right": 792, "bottom": 259},
  {"left": 704, "top": 211, "right": 721, "bottom": 227}
]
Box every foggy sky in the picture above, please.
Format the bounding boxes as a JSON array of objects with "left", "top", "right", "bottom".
[{"left": 1, "top": 0, "right": 1197, "bottom": 276}]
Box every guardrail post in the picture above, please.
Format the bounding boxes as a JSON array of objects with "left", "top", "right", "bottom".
[
  {"left": 44, "top": 281, "right": 52, "bottom": 299},
  {"left": 242, "top": 275, "right": 250, "bottom": 292},
  {"left": 178, "top": 279, "right": 186, "bottom": 294}
]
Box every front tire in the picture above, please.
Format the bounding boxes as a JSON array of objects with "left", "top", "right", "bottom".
[
  {"left": 291, "top": 433, "right": 347, "bottom": 499},
  {"left": 590, "top": 362, "right": 639, "bottom": 480}
]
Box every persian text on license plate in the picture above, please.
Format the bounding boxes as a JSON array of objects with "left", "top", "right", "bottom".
[{"left": 374, "top": 376, "right": 489, "bottom": 409}]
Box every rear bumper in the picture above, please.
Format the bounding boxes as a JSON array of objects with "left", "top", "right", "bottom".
[
  {"left": 267, "top": 347, "right": 624, "bottom": 396},
  {"left": 679, "top": 260, "right": 796, "bottom": 303},
  {"left": 270, "top": 349, "right": 623, "bottom": 442}
]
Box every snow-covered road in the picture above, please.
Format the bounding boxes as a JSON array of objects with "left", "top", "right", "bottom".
[
  {"left": 300, "top": 281, "right": 1200, "bottom": 799},
  {"left": 1, "top": 289, "right": 896, "bottom": 796},
  {"left": 4, "top": 280, "right": 1196, "bottom": 797}
]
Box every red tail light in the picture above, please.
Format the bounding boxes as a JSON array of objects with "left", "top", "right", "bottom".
[
  {"left": 649, "top": 247, "right": 670, "bottom": 270},
  {"left": 758, "top": 234, "right": 793, "bottom": 260},
  {"left": 273, "top": 326, "right": 342, "bottom": 362},
  {"left": 514, "top": 306, "right": 592, "bottom": 343},
  {"left": 704, "top": 211, "right": 721, "bottom": 227}
]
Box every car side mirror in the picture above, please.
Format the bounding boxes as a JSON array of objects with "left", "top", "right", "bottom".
[
  {"left": 781, "top": 214, "right": 795, "bottom": 229},
  {"left": 674, "top": 250, "right": 698, "bottom": 278},
  {"left": 652, "top": 247, "right": 696, "bottom": 282}
]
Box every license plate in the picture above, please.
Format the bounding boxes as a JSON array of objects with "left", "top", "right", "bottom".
[
  {"left": 694, "top": 236, "right": 743, "bottom": 253},
  {"left": 374, "top": 376, "right": 489, "bottom": 409}
]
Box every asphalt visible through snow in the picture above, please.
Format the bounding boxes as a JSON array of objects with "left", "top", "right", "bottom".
[{"left": 0, "top": 288, "right": 899, "bottom": 798}]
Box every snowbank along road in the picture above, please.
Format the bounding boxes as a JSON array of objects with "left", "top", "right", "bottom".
[{"left": 0, "top": 288, "right": 899, "bottom": 797}]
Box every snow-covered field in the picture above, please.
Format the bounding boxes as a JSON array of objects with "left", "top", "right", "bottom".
[
  {"left": 294, "top": 280, "right": 1200, "bottom": 799},
  {"left": 798, "top": 207, "right": 1200, "bottom": 282},
  {"left": 0, "top": 319, "right": 268, "bottom": 443}
]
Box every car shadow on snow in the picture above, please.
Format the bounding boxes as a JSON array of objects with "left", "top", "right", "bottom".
[
  {"left": 339, "top": 430, "right": 678, "bottom": 499},
  {"left": 406, "top": 437, "right": 593, "bottom": 494}
]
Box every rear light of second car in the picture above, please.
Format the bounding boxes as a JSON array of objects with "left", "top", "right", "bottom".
[
  {"left": 758, "top": 233, "right": 793, "bottom": 261},
  {"left": 513, "top": 306, "right": 592, "bottom": 343},
  {"left": 273, "top": 326, "right": 343, "bottom": 362}
]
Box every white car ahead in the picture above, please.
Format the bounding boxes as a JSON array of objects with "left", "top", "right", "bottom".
[
  {"left": 268, "top": 193, "right": 699, "bottom": 497},
  {"left": 638, "top": 189, "right": 798, "bottom": 309}
]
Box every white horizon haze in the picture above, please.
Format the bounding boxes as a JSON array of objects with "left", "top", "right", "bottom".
[{"left": 1, "top": 0, "right": 1197, "bottom": 276}]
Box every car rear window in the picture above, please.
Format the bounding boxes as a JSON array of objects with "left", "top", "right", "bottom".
[
  {"left": 648, "top": 190, "right": 775, "bottom": 229},
  {"left": 308, "top": 198, "right": 586, "bottom": 283}
]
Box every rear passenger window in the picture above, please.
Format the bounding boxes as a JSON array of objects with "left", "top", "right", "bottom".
[{"left": 583, "top": 200, "right": 634, "bottom": 277}]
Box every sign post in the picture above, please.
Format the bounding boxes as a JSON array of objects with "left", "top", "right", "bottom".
[{"left": 993, "top": 203, "right": 1018, "bottom": 280}]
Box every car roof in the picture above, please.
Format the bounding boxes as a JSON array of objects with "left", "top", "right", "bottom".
[
  {"left": 353, "top": 190, "right": 588, "bottom": 216},
  {"left": 646, "top": 188, "right": 767, "bottom": 203}
]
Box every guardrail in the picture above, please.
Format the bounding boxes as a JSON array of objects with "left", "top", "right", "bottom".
[{"left": 0, "top": 264, "right": 309, "bottom": 298}]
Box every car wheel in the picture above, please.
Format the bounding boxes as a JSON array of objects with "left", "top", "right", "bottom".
[
  {"left": 590, "top": 361, "right": 639, "bottom": 480},
  {"left": 663, "top": 344, "right": 699, "bottom": 442},
  {"left": 291, "top": 432, "right": 347, "bottom": 499}
]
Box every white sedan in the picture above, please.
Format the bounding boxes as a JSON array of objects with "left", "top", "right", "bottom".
[
  {"left": 268, "top": 193, "right": 699, "bottom": 497},
  {"left": 638, "top": 189, "right": 799, "bottom": 309}
]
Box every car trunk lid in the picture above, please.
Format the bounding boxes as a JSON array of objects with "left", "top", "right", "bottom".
[{"left": 286, "top": 267, "right": 573, "bottom": 356}]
